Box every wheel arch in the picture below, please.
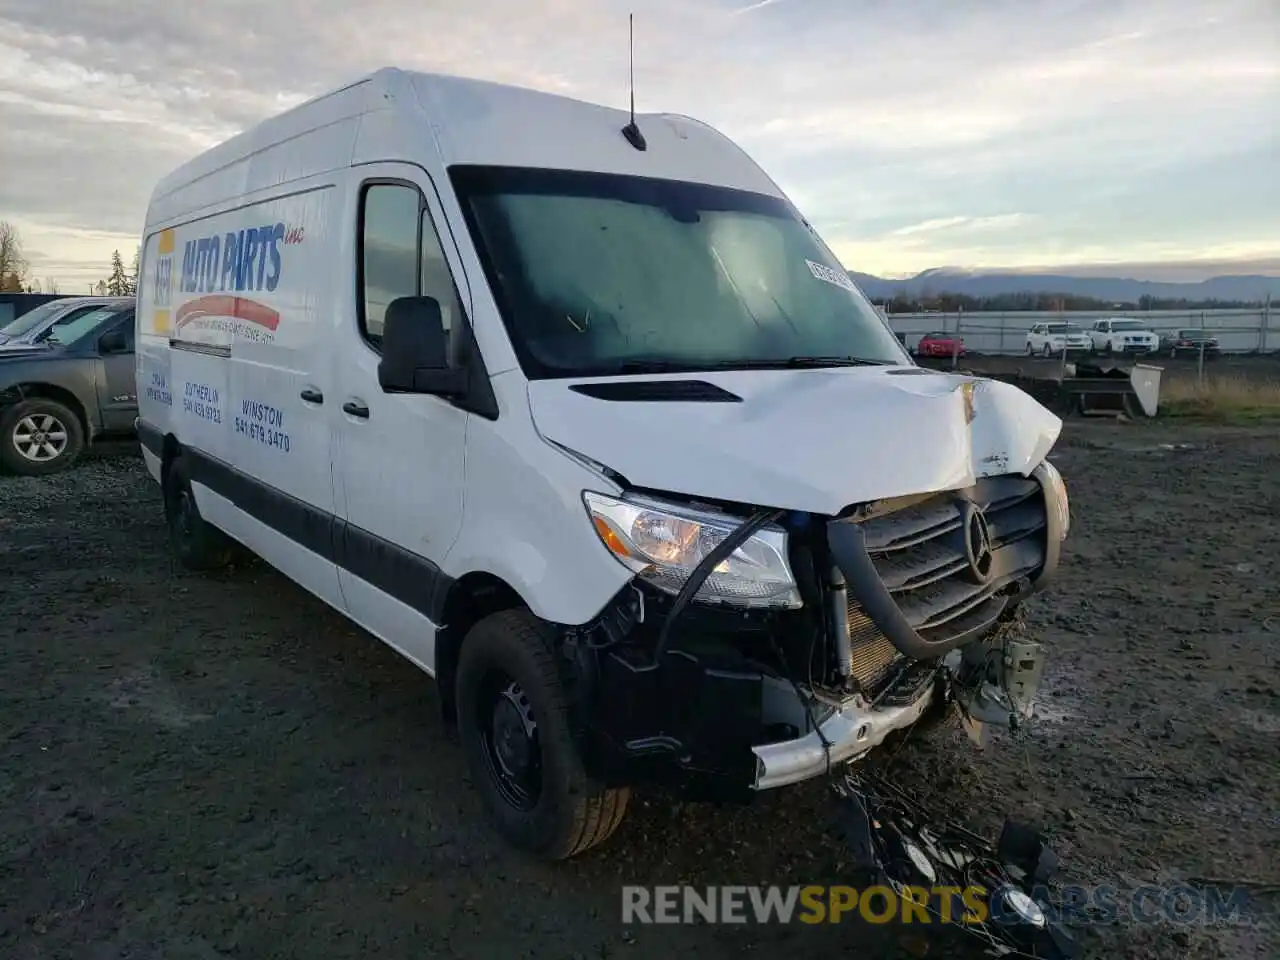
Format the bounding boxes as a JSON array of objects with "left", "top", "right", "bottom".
[
  {"left": 435, "top": 571, "right": 528, "bottom": 726},
  {"left": 158, "top": 431, "right": 182, "bottom": 488},
  {"left": 0, "top": 381, "right": 91, "bottom": 441}
]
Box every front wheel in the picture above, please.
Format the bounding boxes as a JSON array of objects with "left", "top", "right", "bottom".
[
  {"left": 456, "top": 609, "right": 630, "bottom": 859},
  {"left": 0, "top": 398, "right": 85, "bottom": 476}
]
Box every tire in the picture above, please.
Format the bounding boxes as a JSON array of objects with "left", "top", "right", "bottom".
[
  {"left": 163, "top": 455, "right": 234, "bottom": 571},
  {"left": 0, "top": 398, "right": 86, "bottom": 476},
  {"left": 1025, "top": 342, "right": 1033, "bottom": 355},
  {"left": 456, "top": 608, "right": 630, "bottom": 859},
  {"left": 1042, "top": 343, "right": 1052, "bottom": 358}
]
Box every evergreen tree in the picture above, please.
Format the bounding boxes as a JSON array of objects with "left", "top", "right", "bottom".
[
  {"left": 106, "top": 249, "right": 130, "bottom": 296},
  {"left": 127, "top": 247, "right": 140, "bottom": 296}
]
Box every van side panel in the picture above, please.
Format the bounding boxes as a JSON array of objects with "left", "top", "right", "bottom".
[
  {"left": 137, "top": 178, "right": 346, "bottom": 610},
  {"left": 147, "top": 85, "right": 368, "bottom": 228}
]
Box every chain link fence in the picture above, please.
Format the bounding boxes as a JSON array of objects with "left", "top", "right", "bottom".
[{"left": 883, "top": 307, "right": 1276, "bottom": 355}]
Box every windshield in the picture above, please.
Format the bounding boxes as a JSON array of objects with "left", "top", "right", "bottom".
[
  {"left": 0, "top": 301, "right": 76, "bottom": 339},
  {"left": 1046, "top": 323, "right": 1080, "bottom": 333},
  {"left": 1109, "top": 320, "right": 1147, "bottom": 331},
  {"left": 448, "top": 166, "right": 908, "bottom": 377},
  {"left": 42, "top": 307, "right": 126, "bottom": 345},
  {"left": 1179, "top": 329, "right": 1209, "bottom": 339}
]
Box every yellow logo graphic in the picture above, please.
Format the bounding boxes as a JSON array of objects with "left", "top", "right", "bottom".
[{"left": 152, "top": 229, "right": 176, "bottom": 336}]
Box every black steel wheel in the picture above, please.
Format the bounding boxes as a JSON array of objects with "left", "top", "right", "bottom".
[
  {"left": 456, "top": 609, "right": 630, "bottom": 859},
  {"left": 476, "top": 672, "right": 542, "bottom": 812}
]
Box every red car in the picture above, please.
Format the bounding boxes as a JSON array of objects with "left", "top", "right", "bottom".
[{"left": 915, "top": 331, "right": 966, "bottom": 358}]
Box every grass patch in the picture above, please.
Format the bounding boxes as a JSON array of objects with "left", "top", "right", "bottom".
[{"left": 1161, "top": 374, "right": 1280, "bottom": 422}]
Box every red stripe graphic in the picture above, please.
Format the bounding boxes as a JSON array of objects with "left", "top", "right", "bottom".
[{"left": 174, "top": 295, "right": 280, "bottom": 332}]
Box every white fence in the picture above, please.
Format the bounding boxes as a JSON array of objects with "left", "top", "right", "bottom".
[{"left": 883, "top": 308, "right": 1276, "bottom": 355}]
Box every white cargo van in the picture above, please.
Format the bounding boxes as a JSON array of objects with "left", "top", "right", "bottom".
[{"left": 136, "top": 67, "right": 1071, "bottom": 859}]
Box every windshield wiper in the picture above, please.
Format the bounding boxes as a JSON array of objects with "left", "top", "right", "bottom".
[
  {"left": 766, "top": 356, "right": 898, "bottom": 368},
  {"left": 695, "top": 356, "right": 898, "bottom": 370}
]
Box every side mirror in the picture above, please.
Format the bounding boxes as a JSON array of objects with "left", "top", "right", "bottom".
[
  {"left": 377, "top": 296, "right": 466, "bottom": 396},
  {"left": 99, "top": 330, "right": 128, "bottom": 353}
]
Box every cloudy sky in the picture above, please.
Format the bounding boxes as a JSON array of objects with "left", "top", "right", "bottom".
[{"left": 1, "top": 0, "right": 1277, "bottom": 291}]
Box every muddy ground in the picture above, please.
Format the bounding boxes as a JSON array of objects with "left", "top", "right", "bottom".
[{"left": 1, "top": 420, "right": 1277, "bottom": 960}]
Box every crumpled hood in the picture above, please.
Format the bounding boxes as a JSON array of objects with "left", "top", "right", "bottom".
[{"left": 528, "top": 367, "right": 1063, "bottom": 515}]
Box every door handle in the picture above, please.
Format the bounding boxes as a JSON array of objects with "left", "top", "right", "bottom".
[
  {"left": 300, "top": 387, "right": 324, "bottom": 404},
  {"left": 342, "top": 400, "right": 370, "bottom": 419}
]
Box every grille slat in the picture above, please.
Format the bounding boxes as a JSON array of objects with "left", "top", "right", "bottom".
[
  {"left": 877, "top": 539, "right": 968, "bottom": 591},
  {"left": 834, "top": 474, "right": 1048, "bottom": 698}
]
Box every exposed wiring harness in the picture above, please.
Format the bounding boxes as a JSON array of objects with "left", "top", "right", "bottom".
[
  {"left": 651, "top": 507, "right": 785, "bottom": 664},
  {"left": 648, "top": 505, "right": 837, "bottom": 777}
]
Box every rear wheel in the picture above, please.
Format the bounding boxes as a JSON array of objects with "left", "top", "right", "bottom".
[
  {"left": 163, "top": 455, "right": 234, "bottom": 571},
  {"left": 1041, "top": 343, "right": 1053, "bottom": 357},
  {"left": 456, "top": 609, "right": 630, "bottom": 859},
  {"left": 0, "top": 398, "right": 85, "bottom": 476}
]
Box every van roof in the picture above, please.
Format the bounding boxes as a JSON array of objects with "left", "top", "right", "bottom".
[{"left": 147, "top": 67, "right": 784, "bottom": 228}]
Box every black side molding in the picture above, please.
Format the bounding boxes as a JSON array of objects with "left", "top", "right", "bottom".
[
  {"left": 136, "top": 418, "right": 163, "bottom": 457},
  {"left": 132, "top": 419, "right": 453, "bottom": 623}
]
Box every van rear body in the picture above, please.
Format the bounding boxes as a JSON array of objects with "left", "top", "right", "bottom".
[{"left": 136, "top": 67, "right": 1070, "bottom": 858}]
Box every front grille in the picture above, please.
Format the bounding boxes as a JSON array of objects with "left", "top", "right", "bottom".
[{"left": 857, "top": 474, "right": 1048, "bottom": 646}]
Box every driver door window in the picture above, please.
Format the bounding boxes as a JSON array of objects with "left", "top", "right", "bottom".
[{"left": 358, "top": 182, "right": 465, "bottom": 356}]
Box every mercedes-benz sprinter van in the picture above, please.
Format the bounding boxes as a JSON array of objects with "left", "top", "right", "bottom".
[{"left": 136, "top": 67, "right": 1070, "bottom": 859}]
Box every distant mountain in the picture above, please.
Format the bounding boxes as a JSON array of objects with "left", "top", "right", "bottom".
[{"left": 847, "top": 268, "right": 1280, "bottom": 305}]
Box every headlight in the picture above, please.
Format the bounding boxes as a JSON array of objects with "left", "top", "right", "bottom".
[
  {"left": 1036, "top": 459, "right": 1070, "bottom": 541},
  {"left": 582, "top": 491, "right": 802, "bottom": 609}
]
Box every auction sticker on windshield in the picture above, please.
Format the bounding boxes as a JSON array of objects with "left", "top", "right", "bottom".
[{"left": 806, "top": 259, "right": 858, "bottom": 293}]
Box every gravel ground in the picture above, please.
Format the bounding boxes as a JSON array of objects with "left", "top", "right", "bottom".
[{"left": 1, "top": 422, "right": 1278, "bottom": 960}]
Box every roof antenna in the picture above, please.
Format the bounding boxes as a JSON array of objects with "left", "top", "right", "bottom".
[{"left": 621, "top": 12, "right": 647, "bottom": 151}]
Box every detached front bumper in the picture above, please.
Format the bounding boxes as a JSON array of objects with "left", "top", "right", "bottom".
[{"left": 751, "top": 684, "right": 936, "bottom": 790}]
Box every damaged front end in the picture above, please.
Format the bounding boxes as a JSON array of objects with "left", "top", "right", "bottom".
[{"left": 570, "top": 457, "right": 1071, "bottom": 797}]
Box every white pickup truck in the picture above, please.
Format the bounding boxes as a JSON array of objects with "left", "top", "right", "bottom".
[
  {"left": 1025, "top": 322, "right": 1091, "bottom": 356},
  {"left": 1088, "top": 317, "right": 1159, "bottom": 355}
]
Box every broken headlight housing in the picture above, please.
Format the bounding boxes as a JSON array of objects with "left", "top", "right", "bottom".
[
  {"left": 583, "top": 491, "right": 802, "bottom": 609},
  {"left": 1037, "top": 458, "right": 1070, "bottom": 540}
]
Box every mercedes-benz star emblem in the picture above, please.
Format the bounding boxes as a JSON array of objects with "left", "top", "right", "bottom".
[{"left": 963, "top": 504, "right": 994, "bottom": 583}]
